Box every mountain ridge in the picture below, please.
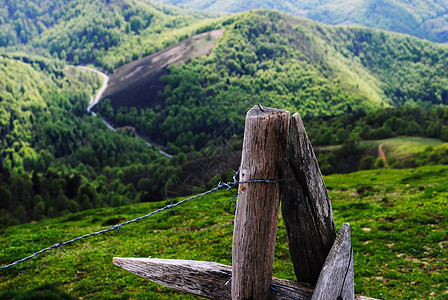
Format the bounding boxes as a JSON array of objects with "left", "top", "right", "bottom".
[
  {"left": 0, "top": 0, "right": 217, "bottom": 71},
  {"left": 96, "top": 10, "right": 448, "bottom": 152},
  {"left": 150, "top": 0, "right": 448, "bottom": 43}
]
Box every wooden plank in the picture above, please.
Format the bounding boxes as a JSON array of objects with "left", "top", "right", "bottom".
[
  {"left": 232, "top": 105, "right": 290, "bottom": 300},
  {"left": 312, "top": 223, "right": 354, "bottom": 300},
  {"left": 113, "top": 257, "right": 232, "bottom": 299},
  {"left": 113, "top": 257, "right": 378, "bottom": 300},
  {"left": 282, "top": 112, "right": 337, "bottom": 285}
]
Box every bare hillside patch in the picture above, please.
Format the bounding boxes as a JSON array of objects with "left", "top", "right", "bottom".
[{"left": 100, "top": 29, "right": 224, "bottom": 110}]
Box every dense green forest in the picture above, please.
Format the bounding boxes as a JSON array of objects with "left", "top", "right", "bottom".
[
  {"left": 151, "top": 0, "right": 448, "bottom": 43},
  {"left": 0, "top": 55, "right": 191, "bottom": 226},
  {"left": 3, "top": 52, "right": 445, "bottom": 226},
  {"left": 308, "top": 106, "right": 448, "bottom": 147},
  {"left": 98, "top": 10, "right": 448, "bottom": 153},
  {"left": 0, "top": 0, "right": 218, "bottom": 71}
]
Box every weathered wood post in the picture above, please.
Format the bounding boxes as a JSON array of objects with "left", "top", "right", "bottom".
[
  {"left": 312, "top": 223, "right": 354, "bottom": 300},
  {"left": 112, "top": 106, "right": 378, "bottom": 300},
  {"left": 232, "top": 105, "right": 290, "bottom": 300},
  {"left": 282, "top": 113, "right": 337, "bottom": 285}
]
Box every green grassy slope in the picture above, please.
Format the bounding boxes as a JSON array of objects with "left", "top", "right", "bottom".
[
  {"left": 98, "top": 10, "right": 448, "bottom": 152},
  {"left": 304, "top": 105, "right": 448, "bottom": 173},
  {"left": 369, "top": 137, "right": 445, "bottom": 159},
  {"left": 316, "top": 136, "right": 447, "bottom": 173},
  {"left": 318, "top": 136, "right": 445, "bottom": 157},
  {"left": 150, "top": 0, "right": 448, "bottom": 43},
  {"left": 1, "top": 165, "right": 447, "bottom": 299}
]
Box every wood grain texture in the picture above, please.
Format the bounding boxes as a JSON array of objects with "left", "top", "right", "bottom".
[
  {"left": 113, "top": 257, "right": 232, "bottom": 299},
  {"left": 282, "top": 112, "right": 337, "bottom": 285},
  {"left": 113, "top": 257, "right": 314, "bottom": 299},
  {"left": 312, "top": 223, "right": 354, "bottom": 300},
  {"left": 232, "top": 105, "right": 290, "bottom": 300},
  {"left": 113, "top": 257, "right": 378, "bottom": 300}
]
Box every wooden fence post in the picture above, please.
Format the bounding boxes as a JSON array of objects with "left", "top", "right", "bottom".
[
  {"left": 312, "top": 223, "right": 354, "bottom": 300},
  {"left": 282, "top": 112, "right": 337, "bottom": 285},
  {"left": 113, "top": 107, "right": 379, "bottom": 300},
  {"left": 232, "top": 105, "right": 290, "bottom": 300}
]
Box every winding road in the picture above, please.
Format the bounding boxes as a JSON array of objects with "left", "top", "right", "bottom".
[
  {"left": 77, "top": 66, "right": 172, "bottom": 158},
  {"left": 77, "top": 66, "right": 109, "bottom": 114}
]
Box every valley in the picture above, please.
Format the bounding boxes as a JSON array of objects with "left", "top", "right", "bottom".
[
  {"left": 77, "top": 65, "right": 173, "bottom": 157},
  {"left": 76, "top": 66, "right": 109, "bottom": 114},
  {"left": 95, "top": 10, "right": 448, "bottom": 155},
  {"left": 1, "top": 0, "right": 448, "bottom": 298}
]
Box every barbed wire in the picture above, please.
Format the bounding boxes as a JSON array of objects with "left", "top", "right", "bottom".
[{"left": 0, "top": 173, "right": 281, "bottom": 270}]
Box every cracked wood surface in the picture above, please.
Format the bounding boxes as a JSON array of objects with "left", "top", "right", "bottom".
[
  {"left": 312, "top": 223, "right": 354, "bottom": 300},
  {"left": 282, "top": 112, "right": 337, "bottom": 285},
  {"left": 232, "top": 105, "right": 290, "bottom": 300},
  {"left": 113, "top": 257, "right": 378, "bottom": 300}
]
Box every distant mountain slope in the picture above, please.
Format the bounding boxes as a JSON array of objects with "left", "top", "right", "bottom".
[
  {"left": 150, "top": 0, "right": 448, "bottom": 43},
  {"left": 97, "top": 10, "right": 448, "bottom": 152},
  {"left": 0, "top": 0, "right": 215, "bottom": 71},
  {"left": 308, "top": 0, "right": 448, "bottom": 43}
]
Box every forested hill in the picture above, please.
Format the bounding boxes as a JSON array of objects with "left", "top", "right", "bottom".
[
  {"left": 2, "top": 4, "right": 448, "bottom": 225},
  {"left": 150, "top": 0, "right": 448, "bottom": 43},
  {"left": 0, "top": 0, "right": 217, "bottom": 71},
  {"left": 98, "top": 10, "right": 448, "bottom": 154},
  {"left": 0, "top": 54, "right": 184, "bottom": 226}
]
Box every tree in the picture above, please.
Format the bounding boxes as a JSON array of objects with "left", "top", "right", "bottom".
[
  {"left": 60, "top": 49, "right": 67, "bottom": 61},
  {"left": 130, "top": 16, "right": 143, "bottom": 33},
  {"left": 374, "top": 157, "right": 386, "bottom": 169},
  {"left": 33, "top": 199, "right": 45, "bottom": 220},
  {"left": 0, "top": 186, "right": 12, "bottom": 209},
  {"left": 137, "top": 178, "right": 151, "bottom": 191},
  {"left": 441, "top": 126, "right": 448, "bottom": 141},
  {"left": 14, "top": 205, "right": 27, "bottom": 223},
  {"left": 359, "top": 156, "right": 375, "bottom": 170}
]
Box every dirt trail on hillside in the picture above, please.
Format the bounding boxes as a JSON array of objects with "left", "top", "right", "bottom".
[{"left": 378, "top": 144, "right": 387, "bottom": 164}]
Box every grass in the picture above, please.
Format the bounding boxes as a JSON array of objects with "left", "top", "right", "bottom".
[
  {"left": 319, "top": 136, "right": 446, "bottom": 160},
  {"left": 326, "top": 166, "right": 448, "bottom": 299},
  {"left": 377, "top": 137, "right": 445, "bottom": 160},
  {"left": 1, "top": 165, "right": 448, "bottom": 299}
]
